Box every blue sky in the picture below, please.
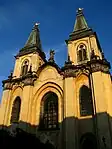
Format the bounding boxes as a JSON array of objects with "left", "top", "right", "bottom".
[{"left": 0, "top": 0, "right": 112, "bottom": 100}]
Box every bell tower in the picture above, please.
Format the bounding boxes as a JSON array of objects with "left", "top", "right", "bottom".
[
  {"left": 0, "top": 23, "right": 46, "bottom": 127},
  {"left": 63, "top": 8, "right": 112, "bottom": 149},
  {"left": 66, "top": 8, "right": 103, "bottom": 65}
]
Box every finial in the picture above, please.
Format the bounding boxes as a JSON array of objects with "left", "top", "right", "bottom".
[
  {"left": 48, "top": 49, "right": 55, "bottom": 63},
  {"left": 33, "top": 22, "right": 40, "bottom": 29},
  {"left": 76, "top": 8, "right": 83, "bottom": 14},
  {"left": 35, "top": 22, "right": 40, "bottom": 26}
]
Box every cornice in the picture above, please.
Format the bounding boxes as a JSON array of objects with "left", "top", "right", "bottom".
[
  {"left": 2, "top": 73, "right": 38, "bottom": 90},
  {"left": 62, "top": 58, "right": 110, "bottom": 78},
  {"left": 2, "top": 58, "right": 110, "bottom": 90},
  {"left": 15, "top": 46, "right": 46, "bottom": 62}
]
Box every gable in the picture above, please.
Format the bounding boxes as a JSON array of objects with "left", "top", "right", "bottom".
[{"left": 38, "top": 65, "right": 61, "bottom": 81}]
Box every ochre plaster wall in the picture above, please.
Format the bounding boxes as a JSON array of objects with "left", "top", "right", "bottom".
[
  {"left": 92, "top": 71, "right": 112, "bottom": 149},
  {"left": 0, "top": 65, "right": 63, "bottom": 129},
  {"left": 68, "top": 35, "right": 102, "bottom": 65},
  {"left": 1, "top": 55, "right": 112, "bottom": 149},
  {"left": 75, "top": 74, "right": 94, "bottom": 148},
  {"left": 13, "top": 52, "right": 44, "bottom": 78}
]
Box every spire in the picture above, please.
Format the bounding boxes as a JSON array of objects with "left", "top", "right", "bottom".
[
  {"left": 68, "top": 8, "right": 93, "bottom": 41},
  {"left": 73, "top": 8, "right": 89, "bottom": 32},
  {"left": 16, "top": 23, "right": 46, "bottom": 60},
  {"left": 24, "top": 23, "right": 42, "bottom": 49}
]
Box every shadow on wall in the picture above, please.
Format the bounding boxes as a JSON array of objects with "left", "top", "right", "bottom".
[
  {"left": 0, "top": 123, "right": 55, "bottom": 149},
  {"left": 0, "top": 112, "right": 112, "bottom": 149}
]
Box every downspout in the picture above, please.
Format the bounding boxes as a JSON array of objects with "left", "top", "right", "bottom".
[{"left": 88, "top": 65, "right": 100, "bottom": 149}]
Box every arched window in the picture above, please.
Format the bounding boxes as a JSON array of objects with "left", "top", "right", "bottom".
[
  {"left": 39, "top": 92, "right": 58, "bottom": 130},
  {"left": 77, "top": 44, "right": 87, "bottom": 62},
  {"left": 21, "top": 59, "right": 29, "bottom": 76},
  {"left": 10, "top": 96, "right": 21, "bottom": 123},
  {"left": 79, "top": 85, "right": 93, "bottom": 116},
  {"left": 80, "top": 133, "right": 97, "bottom": 149}
]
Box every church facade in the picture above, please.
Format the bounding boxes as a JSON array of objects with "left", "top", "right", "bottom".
[{"left": 0, "top": 8, "right": 112, "bottom": 149}]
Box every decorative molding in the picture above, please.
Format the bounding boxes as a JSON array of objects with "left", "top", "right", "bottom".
[
  {"left": 90, "top": 63, "right": 110, "bottom": 74},
  {"left": 87, "top": 58, "right": 110, "bottom": 74},
  {"left": 62, "top": 58, "right": 110, "bottom": 78},
  {"left": 74, "top": 39, "right": 88, "bottom": 46},
  {"left": 15, "top": 46, "right": 46, "bottom": 62},
  {"left": 2, "top": 73, "right": 38, "bottom": 90},
  {"left": 22, "top": 77, "right": 36, "bottom": 86},
  {"left": 64, "top": 69, "right": 77, "bottom": 78},
  {"left": 21, "top": 73, "right": 37, "bottom": 86},
  {"left": 68, "top": 28, "right": 94, "bottom": 41},
  {"left": 63, "top": 66, "right": 90, "bottom": 78},
  {"left": 2, "top": 58, "right": 110, "bottom": 90},
  {"left": 76, "top": 68, "right": 90, "bottom": 77}
]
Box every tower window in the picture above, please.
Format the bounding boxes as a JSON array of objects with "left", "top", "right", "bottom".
[
  {"left": 10, "top": 96, "right": 21, "bottom": 123},
  {"left": 21, "top": 59, "right": 29, "bottom": 76},
  {"left": 39, "top": 92, "right": 58, "bottom": 130},
  {"left": 79, "top": 85, "right": 93, "bottom": 116},
  {"left": 77, "top": 44, "right": 87, "bottom": 62}
]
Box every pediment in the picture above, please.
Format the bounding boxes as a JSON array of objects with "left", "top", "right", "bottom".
[{"left": 38, "top": 65, "right": 61, "bottom": 81}]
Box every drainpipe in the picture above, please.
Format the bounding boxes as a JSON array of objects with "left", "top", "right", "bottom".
[{"left": 88, "top": 61, "right": 100, "bottom": 149}]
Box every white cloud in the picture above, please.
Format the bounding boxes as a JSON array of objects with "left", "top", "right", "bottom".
[{"left": 55, "top": 42, "right": 66, "bottom": 53}]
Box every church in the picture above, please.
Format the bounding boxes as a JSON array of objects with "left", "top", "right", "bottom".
[{"left": 0, "top": 8, "right": 112, "bottom": 149}]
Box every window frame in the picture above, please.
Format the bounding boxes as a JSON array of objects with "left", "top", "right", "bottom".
[
  {"left": 21, "top": 59, "right": 29, "bottom": 76},
  {"left": 10, "top": 96, "right": 21, "bottom": 124},
  {"left": 39, "top": 92, "right": 59, "bottom": 130},
  {"left": 79, "top": 85, "right": 93, "bottom": 117},
  {"left": 77, "top": 44, "right": 88, "bottom": 62}
]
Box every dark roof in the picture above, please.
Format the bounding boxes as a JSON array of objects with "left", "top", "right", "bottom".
[
  {"left": 16, "top": 23, "right": 46, "bottom": 61},
  {"left": 73, "top": 8, "right": 89, "bottom": 32}
]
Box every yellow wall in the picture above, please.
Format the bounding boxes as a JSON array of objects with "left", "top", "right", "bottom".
[
  {"left": 0, "top": 29, "right": 112, "bottom": 149},
  {"left": 68, "top": 35, "right": 102, "bottom": 65},
  {"left": 13, "top": 52, "right": 44, "bottom": 78}
]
